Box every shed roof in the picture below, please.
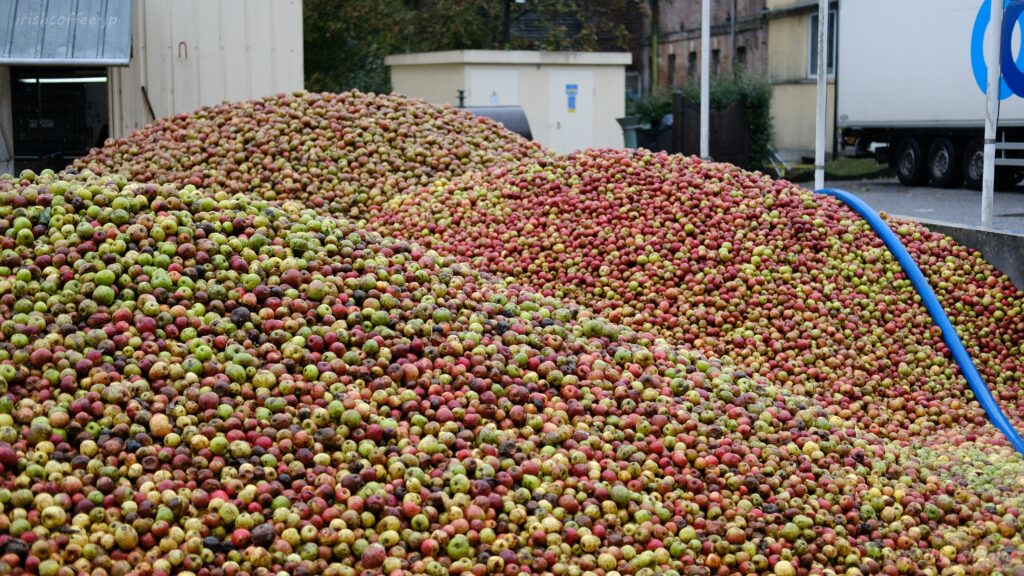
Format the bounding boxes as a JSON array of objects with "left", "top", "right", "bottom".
[
  {"left": 385, "top": 50, "right": 632, "bottom": 67},
  {"left": 0, "top": 0, "right": 132, "bottom": 66}
]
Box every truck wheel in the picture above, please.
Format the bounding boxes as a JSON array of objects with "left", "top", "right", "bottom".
[
  {"left": 926, "top": 138, "right": 963, "bottom": 188},
  {"left": 997, "top": 169, "right": 1022, "bottom": 190},
  {"left": 895, "top": 138, "right": 926, "bottom": 186},
  {"left": 963, "top": 139, "right": 1021, "bottom": 190},
  {"left": 963, "top": 139, "right": 984, "bottom": 190}
]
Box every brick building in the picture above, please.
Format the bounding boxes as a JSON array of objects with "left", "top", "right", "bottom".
[{"left": 646, "top": 0, "right": 768, "bottom": 91}]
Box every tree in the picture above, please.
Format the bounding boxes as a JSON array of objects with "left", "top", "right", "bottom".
[
  {"left": 304, "top": 0, "right": 414, "bottom": 94},
  {"left": 304, "top": 0, "right": 636, "bottom": 93}
]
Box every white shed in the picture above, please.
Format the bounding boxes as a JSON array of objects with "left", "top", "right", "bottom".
[
  {"left": 0, "top": 0, "right": 304, "bottom": 176},
  {"left": 385, "top": 50, "right": 632, "bottom": 154}
]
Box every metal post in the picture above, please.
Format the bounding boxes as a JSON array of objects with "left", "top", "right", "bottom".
[
  {"left": 651, "top": 0, "right": 660, "bottom": 93},
  {"left": 700, "top": 0, "right": 711, "bottom": 159},
  {"left": 503, "top": 0, "right": 510, "bottom": 47},
  {"left": 983, "top": 0, "right": 1003, "bottom": 229},
  {"left": 814, "top": 0, "right": 828, "bottom": 191},
  {"left": 832, "top": 0, "right": 841, "bottom": 161},
  {"left": 731, "top": 0, "right": 737, "bottom": 73}
]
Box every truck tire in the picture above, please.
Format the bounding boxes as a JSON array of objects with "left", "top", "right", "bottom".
[
  {"left": 999, "top": 169, "right": 1022, "bottom": 189},
  {"left": 963, "top": 139, "right": 1021, "bottom": 190},
  {"left": 895, "top": 138, "right": 926, "bottom": 186},
  {"left": 963, "top": 139, "right": 984, "bottom": 190},
  {"left": 926, "top": 138, "right": 963, "bottom": 188}
]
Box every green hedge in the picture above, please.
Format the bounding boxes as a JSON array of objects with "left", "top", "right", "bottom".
[{"left": 627, "top": 75, "right": 774, "bottom": 171}]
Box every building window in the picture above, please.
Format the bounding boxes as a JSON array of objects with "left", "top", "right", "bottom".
[
  {"left": 688, "top": 51, "right": 697, "bottom": 81},
  {"left": 809, "top": 10, "right": 837, "bottom": 79},
  {"left": 735, "top": 46, "right": 747, "bottom": 72},
  {"left": 668, "top": 53, "right": 676, "bottom": 87},
  {"left": 712, "top": 49, "right": 720, "bottom": 78},
  {"left": 625, "top": 71, "right": 641, "bottom": 100}
]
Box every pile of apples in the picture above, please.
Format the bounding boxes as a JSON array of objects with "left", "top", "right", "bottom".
[
  {"left": 0, "top": 92, "right": 1018, "bottom": 575},
  {"left": 76, "top": 91, "right": 547, "bottom": 222}
]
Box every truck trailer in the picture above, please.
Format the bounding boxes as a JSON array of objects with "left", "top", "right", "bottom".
[{"left": 838, "top": 0, "right": 1024, "bottom": 188}]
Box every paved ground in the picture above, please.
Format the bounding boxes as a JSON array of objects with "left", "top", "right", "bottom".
[{"left": 801, "top": 178, "right": 1024, "bottom": 234}]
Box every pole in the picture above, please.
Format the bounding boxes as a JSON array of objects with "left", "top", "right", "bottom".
[
  {"left": 503, "top": 0, "right": 511, "bottom": 48},
  {"left": 731, "top": 0, "right": 737, "bottom": 74},
  {"left": 832, "top": 0, "right": 841, "bottom": 161},
  {"left": 983, "top": 0, "right": 1003, "bottom": 229},
  {"left": 651, "top": 0, "right": 660, "bottom": 93},
  {"left": 700, "top": 0, "right": 710, "bottom": 159},
  {"left": 814, "top": 0, "right": 828, "bottom": 190}
]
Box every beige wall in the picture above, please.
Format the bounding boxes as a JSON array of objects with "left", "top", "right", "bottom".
[
  {"left": 767, "top": 8, "right": 836, "bottom": 160},
  {"left": 109, "top": 0, "right": 304, "bottom": 139},
  {"left": 592, "top": 66, "right": 627, "bottom": 149},
  {"left": 767, "top": 15, "right": 811, "bottom": 83},
  {"left": 766, "top": 0, "right": 809, "bottom": 9},
  {"left": 771, "top": 83, "right": 835, "bottom": 159},
  {"left": 388, "top": 52, "right": 629, "bottom": 152},
  {"left": 390, "top": 65, "right": 465, "bottom": 107}
]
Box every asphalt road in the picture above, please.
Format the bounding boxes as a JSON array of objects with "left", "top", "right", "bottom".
[{"left": 802, "top": 178, "right": 1024, "bottom": 234}]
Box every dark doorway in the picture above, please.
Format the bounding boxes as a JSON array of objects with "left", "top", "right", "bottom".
[{"left": 11, "top": 66, "right": 109, "bottom": 173}]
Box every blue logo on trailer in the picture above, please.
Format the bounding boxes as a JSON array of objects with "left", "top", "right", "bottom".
[
  {"left": 566, "top": 84, "right": 578, "bottom": 113},
  {"left": 972, "top": 0, "right": 1024, "bottom": 98}
]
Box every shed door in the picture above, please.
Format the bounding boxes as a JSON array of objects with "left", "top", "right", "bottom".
[{"left": 547, "top": 69, "right": 593, "bottom": 154}]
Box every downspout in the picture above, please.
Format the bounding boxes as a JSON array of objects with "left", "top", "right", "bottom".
[
  {"left": 650, "top": 0, "right": 659, "bottom": 93},
  {"left": 832, "top": 0, "right": 841, "bottom": 160},
  {"left": 0, "top": 67, "right": 12, "bottom": 175},
  {"left": 731, "top": 0, "right": 737, "bottom": 74}
]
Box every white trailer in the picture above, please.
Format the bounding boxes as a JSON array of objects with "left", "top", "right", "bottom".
[{"left": 838, "top": 0, "right": 1024, "bottom": 188}]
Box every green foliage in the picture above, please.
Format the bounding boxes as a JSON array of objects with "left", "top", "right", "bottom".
[
  {"left": 522, "top": 0, "right": 633, "bottom": 51},
  {"left": 304, "top": 0, "right": 413, "bottom": 94},
  {"left": 304, "top": 0, "right": 633, "bottom": 94},
  {"left": 682, "top": 75, "right": 774, "bottom": 170},
  {"left": 625, "top": 75, "right": 773, "bottom": 170},
  {"left": 626, "top": 89, "right": 674, "bottom": 128},
  {"left": 784, "top": 157, "right": 894, "bottom": 183}
]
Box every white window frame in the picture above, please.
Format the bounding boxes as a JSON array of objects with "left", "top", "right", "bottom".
[{"left": 808, "top": 10, "right": 837, "bottom": 79}]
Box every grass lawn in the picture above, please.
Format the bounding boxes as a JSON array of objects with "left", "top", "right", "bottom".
[{"left": 781, "top": 157, "right": 894, "bottom": 182}]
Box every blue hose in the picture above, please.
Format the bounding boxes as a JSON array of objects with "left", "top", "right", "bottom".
[{"left": 817, "top": 188, "right": 1024, "bottom": 455}]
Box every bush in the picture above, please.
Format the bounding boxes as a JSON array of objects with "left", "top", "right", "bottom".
[
  {"left": 626, "top": 89, "right": 674, "bottom": 129},
  {"left": 625, "top": 76, "right": 773, "bottom": 170},
  {"left": 682, "top": 74, "right": 773, "bottom": 171}
]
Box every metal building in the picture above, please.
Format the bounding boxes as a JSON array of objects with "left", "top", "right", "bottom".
[{"left": 0, "top": 0, "right": 304, "bottom": 175}]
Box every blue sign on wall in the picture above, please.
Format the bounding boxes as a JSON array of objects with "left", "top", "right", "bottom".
[{"left": 566, "top": 84, "right": 578, "bottom": 113}]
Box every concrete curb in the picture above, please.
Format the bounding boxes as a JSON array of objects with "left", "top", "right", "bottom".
[{"left": 893, "top": 215, "right": 1024, "bottom": 291}]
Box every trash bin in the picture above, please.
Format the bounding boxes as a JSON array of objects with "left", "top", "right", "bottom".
[
  {"left": 617, "top": 116, "right": 642, "bottom": 149},
  {"left": 463, "top": 107, "right": 533, "bottom": 140}
]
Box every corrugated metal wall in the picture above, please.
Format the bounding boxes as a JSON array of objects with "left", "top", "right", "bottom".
[
  {"left": 0, "top": 0, "right": 133, "bottom": 66},
  {"left": 109, "top": 0, "right": 304, "bottom": 138}
]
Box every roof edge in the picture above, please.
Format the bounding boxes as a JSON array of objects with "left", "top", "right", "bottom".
[
  {"left": 385, "top": 50, "right": 632, "bottom": 67},
  {"left": 0, "top": 58, "right": 128, "bottom": 66}
]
